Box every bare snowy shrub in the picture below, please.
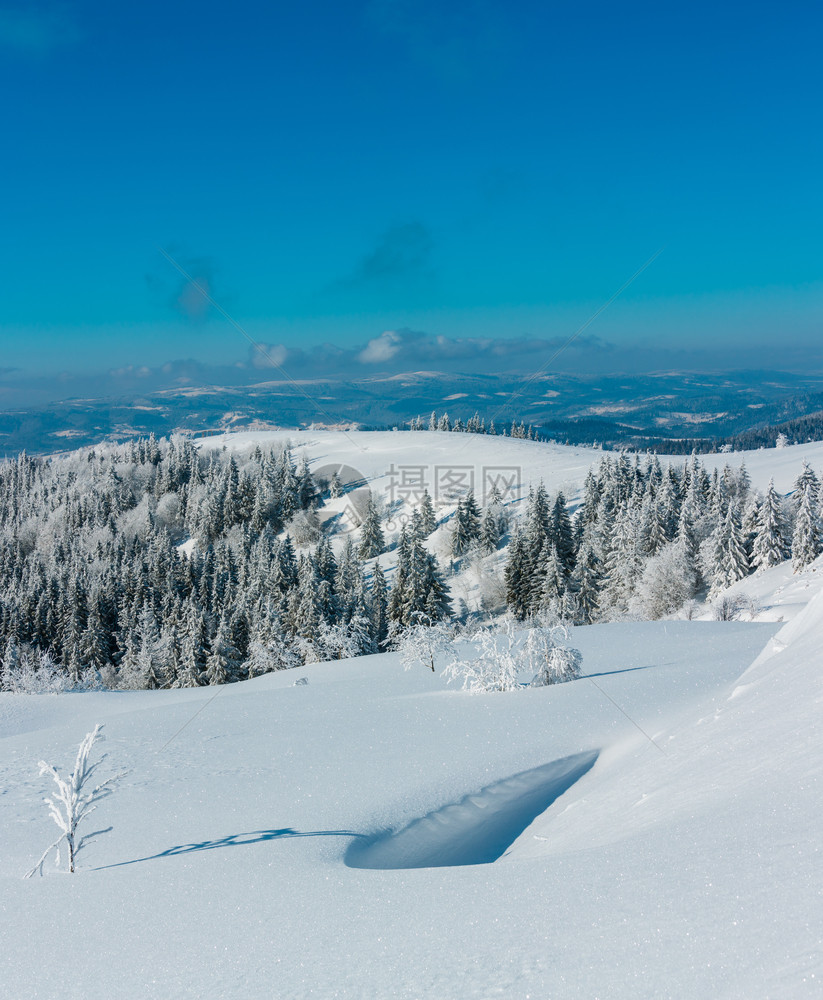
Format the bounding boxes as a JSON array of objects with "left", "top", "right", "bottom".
[
  {"left": 319, "top": 615, "right": 374, "bottom": 660},
  {"left": 244, "top": 639, "right": 300, "bottom": 678},
  {"left": 430, "top": 524, "right": 457, "bottom": 571},
  {"left": 735, "top": 594, "right": 763, "bottom": 621},
  {"left": 443, "top": 620, "right": 521, "bottom": 693},
  {"left": 25, "top": 724, "right": 126, "bottom": 877},
  {"left": 155, "top": 492, "right": 183, "bottom": 535},
  {"left": 477, "top": 567, "right": 507, "bottom": 615},
  {"left": 712, "top": 593, "right": 744, "bottom": 621},
  {"left": 118, "top": 495, "right": 157, "bottom": 542},
  {"left": 525, "top": 625, "right": 583, "bottom": 686},
  {"left": 1, "top": 648, "right": 98, "bottom": 695},
  {"left": 681, "top": 599, "right": 700, "bottom": 621},
  {"left": 393, "top": 614, "right": 453, "bottom": 672}
]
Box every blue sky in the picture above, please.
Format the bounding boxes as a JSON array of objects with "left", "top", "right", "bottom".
[{"left": 1, "top": 0, "right": 821, "bottom": 395}]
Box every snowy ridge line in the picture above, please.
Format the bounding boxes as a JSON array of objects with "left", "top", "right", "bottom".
[
  {"left": 730, "top": 571, "right": 823, "bottom": 697},
  {"left": 345, "top": 751, "right": 599, "bottom": 870}
]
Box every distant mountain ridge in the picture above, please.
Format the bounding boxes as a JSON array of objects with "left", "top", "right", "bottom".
[{"left": 3, "top": 368, "right": 823, "bottom": 455}]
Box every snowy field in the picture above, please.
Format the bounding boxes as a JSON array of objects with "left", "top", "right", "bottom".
[
  {"left": 197, "top": 428, "right": 823, "bottom": 501},
  {"left": 2, "top": 431, "right": 822, "bottom": 999},
  {"left": 2, "top": 582, "right": 821, "bottom": 998}
]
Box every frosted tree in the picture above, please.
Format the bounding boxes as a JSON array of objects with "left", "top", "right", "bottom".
[
  {"left": 570, "top": 537, "right": 602, "bottom": 624},
  {"left": 752, "top": 479, "right": 789, "bottom": 570},
  {"left": 25, "top": 724, "right": 126, "bottom": 877},
  {"left": 450, "top": 492, "right": 481, "bottom": 557},
  {"left": 358, "top": 491, "right": 385, "bottom": 559},
  {"left": 136, "top": 607, "right": 162, "bottom": 689},
  {"left": 388, "top": 532, "right": 451, "bottom": 626},
  {"left": 792, "top": 490, "right": 820, "bottom": 571},
  {"left": 741, "top": 494, "right": 762, "bottom": 562},
  {"left": 480, "top": 506, "right": 502, "bottom": 553},
  {"left": 370, "top": 563, "right": 389, "bottom": 649},
  {"left": 244, "top": 608, "right": 299, "bottom": 677},
  {"left": 177, "top": 633, "right": 204, "bottom": 687},
  {"left": 793, "top": 461, "right": 820, "bottom": 512},
  {"left": 708, "top": 503, "right": 750, "bottom": 595},
  {"left": 205, "top": 616, "right": 242, "bottom": 685},
  {"left": 601, "top": 504, "right": 642, "bottom": 614},
  {"left": 629, "top": 540, "right": 697, "bottom": 620},
  {"left": 504, "top": 528, "right": 531, "bottom": 620},
  {"left": 417, "top": 489, "right": 437, "bottom": 536},
  {"left": 551, "top": 492, "right": 576, "bottom": 575},
  {"left": 637, "top": 494, "right": 667, "bottom": 558},
  {"left": 526, "top": 624, "right": 583, "bottom": 685},
  {"left": 393, "top": 613, "right": 453, "bottom": 671},
  {"left": 443, "top": 620, "right": 521, "bottom": 693},
  {"left": 1, "top": 637, "right": 20, "bottom": 691},
  {"left": 538, "top": 541, "right": 566, "bottom": 609}
]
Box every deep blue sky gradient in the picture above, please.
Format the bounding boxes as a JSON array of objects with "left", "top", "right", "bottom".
[{"left": 1, "top": 0, "right": 821, "bottom": 384}]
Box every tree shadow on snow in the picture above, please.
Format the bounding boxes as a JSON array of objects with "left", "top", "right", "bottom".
[
  {"left": 94, "top": 828, "right": 367, "bottom": 870},
  {"left": 582, "top": 662, "right": 672, "bottom": 680}
]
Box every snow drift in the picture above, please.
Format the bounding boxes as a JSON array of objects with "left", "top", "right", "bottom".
[{"left": 345, "top": 750, "right": 598, "bottom": 869}]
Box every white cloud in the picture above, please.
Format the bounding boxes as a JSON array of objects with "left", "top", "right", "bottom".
[
  {"left": 250, "top": 343, "right": 289, "bottom": 369},
  {"left": 358, "top": 330, "right": 404, "bottom": 364}
]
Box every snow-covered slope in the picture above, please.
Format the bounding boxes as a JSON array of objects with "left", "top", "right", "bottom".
[
  {"left": 2, "top": 587, "right": 820, "bottom": 998},
  {"left": 2, "top": 430, "right": 822, "bottom": 999},
  {"left": 197, "top": 427, "right": 823, "bottom": 498}
]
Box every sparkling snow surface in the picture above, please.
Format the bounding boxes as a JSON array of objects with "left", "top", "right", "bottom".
[{"left": 2, "top": 433, "right": 822, "bottom": 999}]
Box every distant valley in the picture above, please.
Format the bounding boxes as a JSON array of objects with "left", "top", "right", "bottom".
[{"left": 2, "top": 368, "right": 823, "bottom": 455}]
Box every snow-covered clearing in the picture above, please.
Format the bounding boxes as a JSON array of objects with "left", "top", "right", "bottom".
[
  {"left": 197, "top": 427, "right": 823, "bottom": 500},
  {"left": 2, "top": 594, "right": 820, "bottom": 997}
]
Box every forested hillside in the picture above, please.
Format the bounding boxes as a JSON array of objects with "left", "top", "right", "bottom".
[{"left": 1, "top": 432, "right": 821, "bottom": 692}]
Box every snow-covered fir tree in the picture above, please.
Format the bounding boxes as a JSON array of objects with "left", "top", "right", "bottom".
[
  {"left": 358, "top": 491, "right": 385, "bottom": 559},
  {"left": 0, "top": 433, "right": 818, "bottom": 691},
  {"left": 792, "top": 489, "right": 820, "bottom": 572},
  {"left": 752, "top": 479, "right": 789, "bottom": 570}
]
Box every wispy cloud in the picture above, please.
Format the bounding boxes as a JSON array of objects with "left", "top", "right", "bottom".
[
  {"left": 146, "top": 251, "right": 221, "bottom": 322},
  {"left": 0, "top": 5, "right": 81, "bottom": 55},
  {"left": 342, "top": 222, "right": 435, "bottom": 288},
  {"left": 248, "top": 328, "right": 606, "bottom": 377}
]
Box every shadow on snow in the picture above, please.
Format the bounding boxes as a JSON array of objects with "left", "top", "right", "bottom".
[
  {"left": 94, "top": 828, "right": 367, "bottom": 870},
  {"left": 96, "top": 752, "right": 599, "bottom": 873}
]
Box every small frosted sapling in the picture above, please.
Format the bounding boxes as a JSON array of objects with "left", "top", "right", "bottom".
[
  {"left": 25, "top": 724, "right": 127, "bottom": 878},
  {"left": 526, "top": 624, "right": 583, "bottom": 686},
  {"left": 393, "top": 613, "right": 453, "bottom": 672},
  {"left": 442, "top": 620, "right": 521, "bottom": 693}
]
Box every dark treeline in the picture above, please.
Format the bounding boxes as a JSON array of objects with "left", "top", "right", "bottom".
[
  {"left": 407, "top": 408, "right": 823, "bottom": 453},
  {"left": 407, "top": 410, "right": 541, "bottom": 440}
]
